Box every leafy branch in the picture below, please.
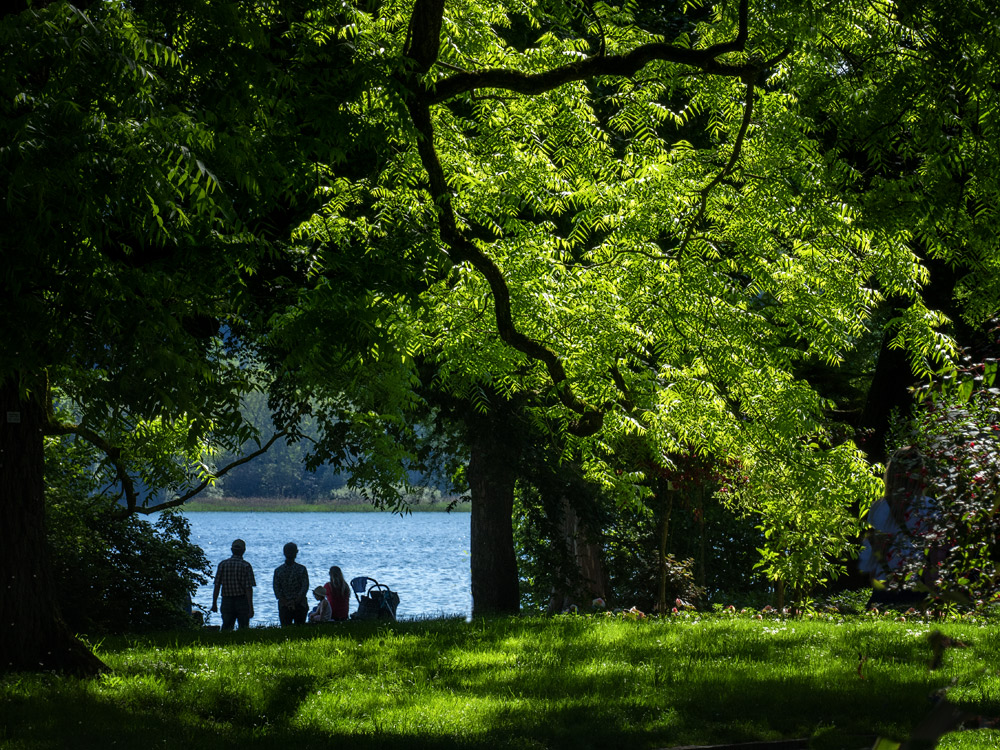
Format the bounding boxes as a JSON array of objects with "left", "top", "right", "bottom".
[
  {"left": 400, "top": 0, "right": 772, "bottom": 437},
  {"left": 43, "top": 383, "right": 287, "bottom": 516},
  {"left": 426, "top": 0, "right": 753, "bottom": 104},
  {"left": 126, "top": 432, "right": 288, "bottom": 517}
]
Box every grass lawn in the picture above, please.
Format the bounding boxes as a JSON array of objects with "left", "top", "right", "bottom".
[{"left": 2, "top": 613, "right": 1000, "bottom": 749}]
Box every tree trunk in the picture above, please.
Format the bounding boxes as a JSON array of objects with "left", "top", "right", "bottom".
[
  {"left": 546, "top": 497, "right": 609, "bottom": 614},
  {"left": 697, "top": 485, "right": 706, "bottom": 591},
  {"left": 467, "top": 403, "right": 521, "bottom": 617},
  {"left": 858, "top": 329, "right": 913, "bottom": 464},
  {"left": 0, "top": 374, "right": 107, "bottom": 675},
  {"left": 656, "top": 488, "right": 674, "bottom": 613},
  {"left": 860, "top": 260, "right": 971, "bottom": 465}
]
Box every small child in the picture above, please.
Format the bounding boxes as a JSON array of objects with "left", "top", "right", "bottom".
[{"left": 308, "top": 586, "right": 332, "bottom": 623}]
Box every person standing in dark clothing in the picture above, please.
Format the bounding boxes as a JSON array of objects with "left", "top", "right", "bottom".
[
  {"left": 211, "top": 539, "right": 256, "bottom": 630},
  {"left": 273, "top": 542, "right": 309, "bottom": 625}
]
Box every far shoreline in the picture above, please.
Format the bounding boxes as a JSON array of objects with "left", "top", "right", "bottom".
[{"left": 180, "top": 498, "right": 470, "bottom": 513}]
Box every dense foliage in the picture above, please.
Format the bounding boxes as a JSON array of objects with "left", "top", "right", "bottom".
[
  {"left": 45, "top": 435, "right": 210, "bottom": 634},
  {"left": 878, "top": 339, "right": 1000, "bottom": 604},
  {"left": 516, "top": 452, "right": 766, "bottom": 612},
  {"left": 6, "top": 0, "right": 1000, "bottom": 668}
]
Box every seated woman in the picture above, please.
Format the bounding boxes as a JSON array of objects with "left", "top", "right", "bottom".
[
  {"left": 324, "top": 566, "right": 351, "bottom": 621},
  {"left": 308, "top": 586, "right": 332, "bottom": 623}
]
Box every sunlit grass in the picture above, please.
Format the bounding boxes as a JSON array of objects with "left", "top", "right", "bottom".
[{"left": 2, "top": 615, "right": 999, "bottom": 749}]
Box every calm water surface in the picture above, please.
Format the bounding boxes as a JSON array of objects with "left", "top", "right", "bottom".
[{"left": 182, "top": 511, "right": 471, "bottom": 625}]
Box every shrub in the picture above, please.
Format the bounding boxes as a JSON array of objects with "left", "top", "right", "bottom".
[
  {"left": 881, "top": 340, "right": 1000, "bottom": 604},
  {"left": 45, "top": 434, "right": 211, "bottom": 634}
]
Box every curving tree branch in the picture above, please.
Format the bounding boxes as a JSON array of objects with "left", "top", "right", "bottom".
[
  {"left": 42, "top": 381, "right": 287, "bottom": 516},
  {"left": 405, "top": 99, "right": 604, "bottom": 436},
  {"left": 429, "top": 42, "right": 749, "bottom": 104},
  {"left": 401, "top": 0, "right": 760, "bottom": 437},
  {"left": 42, "top": 382, "right": 144, "bottom": 513},
  {"left": 428, "top": 0, "right": 751, "bottom": 104},
  {"left": 677, "top": 74, "right": 758, "bottom": 253},
  {"left": 125, "top": 431, "right": 287, "bottom": 517},
  {"left": 676, "top": 46, "right": 791, "bottom": 252}
]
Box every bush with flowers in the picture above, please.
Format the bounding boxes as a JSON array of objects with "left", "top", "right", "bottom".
[
  {"left": 876, "top": 341, "right": 1000, "bottom": 605},
  {"left": 559, "top": 590, "right": 1000, "bottom": 627}
]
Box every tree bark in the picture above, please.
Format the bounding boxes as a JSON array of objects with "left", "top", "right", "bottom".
[
  {"left": 859, "top": 257, "right": 975, "bottom": 464},
  {"left": 546, "top": 497, "right": 609, "bottom": 614},
  {"left": 656, "top": 489, "right": 674, "bottom": 613},
  {"left": 858, "top": 324, "right": 915, "bottom": 464},
  {"left": 467, "top": 403, "right": 522, "bottom": 617},
  {"left": 0, "top": 374, "right": 107, "bottom": 675}
]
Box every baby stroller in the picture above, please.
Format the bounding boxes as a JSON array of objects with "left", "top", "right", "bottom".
[{"left": 349, "top": 576, "right": 400, "bottom": 621}]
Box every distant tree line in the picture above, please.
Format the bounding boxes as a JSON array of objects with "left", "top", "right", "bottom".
[
  {"left": 209, "top": 392, "right": 453, "bottom": 502},
  {"left": 211, "top": 433, "right": 349, "bottom": 501}
]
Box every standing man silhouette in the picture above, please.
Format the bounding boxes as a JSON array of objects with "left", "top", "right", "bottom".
[
  {"left": 211, "top": 539, "right": 256, "bottom": 630},
  {"left": 273, "top": 541, "right": 309, "bottom": 626}
]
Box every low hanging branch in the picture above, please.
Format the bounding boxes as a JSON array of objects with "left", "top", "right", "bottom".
[
  {"left": 124, "top": 431, "right": 287, "bottom": 516},
  {"left": 43, "top": 414, "right": 143, "bottom": 513},
  {"left": 43, "top": 391, "right": 287, "bottom": 517},
  {"left": 401, "top": 0, "right": 761, "bottom": 437}
]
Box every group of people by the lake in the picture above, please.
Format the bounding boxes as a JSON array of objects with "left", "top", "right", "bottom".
[{"left": 210, "top": 538, "right": 351, "bottom": 630}]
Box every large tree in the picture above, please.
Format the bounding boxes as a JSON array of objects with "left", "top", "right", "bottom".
[
  {"left": 1, "top": 1, "right": 259, "bottom": 672},
  {"left": 380, "top": 0, "right": 880, "bottom": 603},
  {"left": 6, "top": 0, "right": 1000, "bottom": 670},
  {"left": 367, "top": 0, "right": 1000, "bottom": 602},
  {"left": 0, "top": 0, "right": 422, "bottom": 672},
  {"left": 250, "top": 0, "right": 1000, "bottom": 610}
]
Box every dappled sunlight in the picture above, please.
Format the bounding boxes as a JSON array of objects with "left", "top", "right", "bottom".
[
  {"left": 5, "top": 615, "right": 1000, "bottom": 748},
  {"left": 294, "top": 689, "right": 498, "bottom": 742}
]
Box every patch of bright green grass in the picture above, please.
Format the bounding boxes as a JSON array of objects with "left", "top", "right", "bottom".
[{"left": 2, "top": 615, "right": 999, "bottom": 749}]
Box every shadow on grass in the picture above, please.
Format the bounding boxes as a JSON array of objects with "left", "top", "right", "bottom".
[
  {"left": 2, "top": 617, "right": 990, "bottom": 750},
  {"left": 0, "top": 690, "right": 495, "bottom": 750}
]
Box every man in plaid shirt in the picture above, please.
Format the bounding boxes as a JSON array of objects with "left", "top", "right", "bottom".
[
  {"left": 273, "top": 541, "right": 310, "bottom": 625},
  {"left": 210, "top": 539, "right": 256, "bottom": 630}
]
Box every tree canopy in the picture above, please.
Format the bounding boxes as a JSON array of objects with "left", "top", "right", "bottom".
[
  {"left": 388, "top": 0, "right": 1000, "bottom": 591},
  {"left": 3, "top": 0, "right": 1000, "bottom": 670}
]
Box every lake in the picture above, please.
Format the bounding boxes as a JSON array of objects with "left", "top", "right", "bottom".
[{"left": 183, "top": 511, "right": 472, "bottom": 625}]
